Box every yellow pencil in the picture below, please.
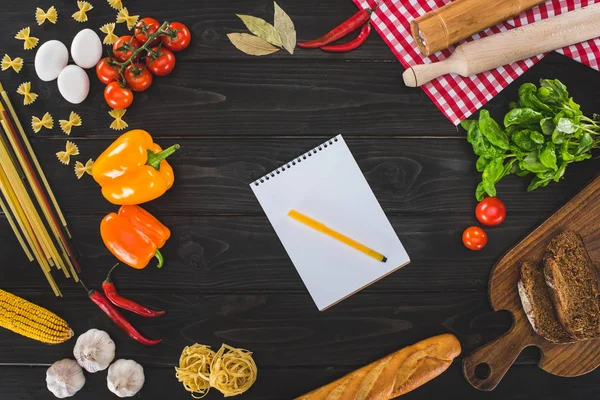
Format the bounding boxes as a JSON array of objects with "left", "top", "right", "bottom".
[{"left": 288, "top": 210, "right": 387, "bottom": 263}]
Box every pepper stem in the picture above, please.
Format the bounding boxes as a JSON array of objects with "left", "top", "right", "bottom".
[
  {"left": 104, "top": 263, "right": 120, "bottom": 283},
  {"left": 155, "top": 249, "right": 164, "bottom": 268},
  {"left": 146, "top": 144, "right": 180, "bottom": 170}
]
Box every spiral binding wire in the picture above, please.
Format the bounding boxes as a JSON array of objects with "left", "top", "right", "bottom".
[{"left": 252, "top": 135, "right": 341, "bottom": 186}]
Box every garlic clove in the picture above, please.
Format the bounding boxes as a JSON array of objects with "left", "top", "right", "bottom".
[
  {"left": 73, "top": 328, "right": 116, "bottom": 373},
  {"left": 46, "top": 359, "right": 85, "bottom": 398},
  {"left": 107, "top": 359, "right": 145, "bottom": 398}
]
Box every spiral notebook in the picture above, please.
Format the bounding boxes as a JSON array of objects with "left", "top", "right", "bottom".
[{"left": 251, "top": 135, "right": 410, "bottom": 311}]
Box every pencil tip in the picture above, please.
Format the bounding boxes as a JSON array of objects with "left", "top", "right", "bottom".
[{"left": 382, "top": 257, "right": 387, "bottom": 263}]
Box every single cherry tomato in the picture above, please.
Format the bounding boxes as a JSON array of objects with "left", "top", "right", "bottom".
[
  {"left": 462, "top": 226, "right": 488, "bottom": 251},
  {"left": 104, "top": 82, "right": 134, "bottom": 109},
  {"left": 113, "top": 36, "right": 141, "bottom": 62},
  {"left": 134, "top": 17, "right": 161, "bottom": 46},
  {"left": 161, "top": 22, "right": 191, "bottom": 51},
  {"left": 476, "top": 197, "right": 507, "bottom": 226},
  {"left": 145, "top": 47, "right": 176, "bottom": 76},
  {"left": 124, "top": 64, "right": 153, "bottom": 92},
  {"left": 95, "top": 58, "right": 120, "bottom": 85}
]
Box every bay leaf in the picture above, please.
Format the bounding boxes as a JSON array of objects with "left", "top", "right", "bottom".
[
  {"left": 274, "top": 2, "right": 296, "bottom": 55},
  {"left": 237, "top": 14, "right": 282, "bottom": 48},
  {"left": 227, "top": 33, "right": 281, "bottom": 56}
]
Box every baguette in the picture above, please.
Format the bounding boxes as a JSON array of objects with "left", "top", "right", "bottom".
[{"left": 295, "top": 334, "right": 461, "bottom": 400}]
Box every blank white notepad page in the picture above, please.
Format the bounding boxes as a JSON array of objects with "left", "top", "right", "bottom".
[{"left": 251, "top": 135, "right": 410, "bottom": 310}]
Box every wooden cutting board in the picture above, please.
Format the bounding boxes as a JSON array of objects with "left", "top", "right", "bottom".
[{"left": 463, "top": 174, "right": 600, "bottom": 391}]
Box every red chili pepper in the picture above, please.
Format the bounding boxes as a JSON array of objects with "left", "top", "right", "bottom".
[
  {"left": 87, "top": 288, "right": 162, "bottom": 346},
  {"left": 321, "top": 23, "right": 372, "bottom": 52},
  {"left": 298, "top": 8, "right": 373, "bottom": 49},
  {"left": 102, "top": 264, "right": 166, "bottom": 318}
]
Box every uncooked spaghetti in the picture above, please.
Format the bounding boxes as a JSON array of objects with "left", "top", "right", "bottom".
[{"left": 175, "top": 343, "right": 258, "bottom": 398}]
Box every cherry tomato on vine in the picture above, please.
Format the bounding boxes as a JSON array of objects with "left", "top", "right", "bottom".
[
  {"left": 475, "top": 197, "right": 506, "bottom": 226},
  {"left": 124, "top": 64, "right": 153, "bottom": 92},
  {"left": 96, "top": 58, "right": 120, "bottom": 85},
  {"left": 161, "top": 22, "right": 191, "bottom": 51},
  {"left": 113, "top": 36, "right": 141, "bottom": 62},
  {"left": 104, "top": 82, "right": 134, "bottom": 109},
  {"left": 462, "top": 226, "right": 488, "bottom": 251},
  {"left": 145, "top": 47, "right": 176, "bottom": 76},
  {"left": 134, "top": 17, "right": 162, "bottom": 46}
]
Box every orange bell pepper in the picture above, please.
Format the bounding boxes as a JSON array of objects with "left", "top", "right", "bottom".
[
  {"left": 92, "top": 129, "right": 179, "bottom": 205},
  {"left": 100, "top": 205, "right": 170, "bottom": 269}
]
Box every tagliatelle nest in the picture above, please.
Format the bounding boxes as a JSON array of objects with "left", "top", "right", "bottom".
[
  {"left": 74, "top": 159, "right": 94, "bottom": 179},
  {"left": 35, "top": 6, "right": 58, "bottom": 25},
  {"left": 31, "top": 112, "right": 54, "bottom": 133},
  {"left": 16, "top": 82, "right": 37, "bottom": 105},
  {"left": 56, "top": 141, "right": 79, "bottom": 165},
  {"left": 116, "top": 7, "right": 139, "bottom": 30},
  {"left": 15, "top": 27, "right": 39, "bottom": 50},
  {"left": 59, "top": 112, "right": 82, "bottom": 135},
  {"left": 72, "top": 1, "right": 93, "bottom": 22},
  {"left": 99, "top": 23, "right": 118, "bottom": 45},
  {"left": 1, "top": 55, "right": 23, "bottom": 73}
]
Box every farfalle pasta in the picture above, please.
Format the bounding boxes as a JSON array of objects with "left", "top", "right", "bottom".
[
  {"left": 107, "top": 0, "right": 124, "bottom": 10},
  {"left": 100, "top": 23, "right": 118, "bottom": 45},
  {"left": 116, "top": 7, "right": 139, "bottom": 30},
  {"left": 59, "top": 112, "right": 82, "bottom": 135},
  {"left": 16, "top": 82, "right": 38, "bottom": 105},
  {"left": 1, "top": 55, "right": 23, "bottom": 73},
  {"left": 56, "top": 141, "right": 79, "bottom": 165},
  {"left": 35, "top": 6, "right": 58, "bottom": 25},
  {"left": 74, "top": 159, "right": 94, "bottom": 179},
  {"left": 72, "top": 1, "right": 93, "bottom": 22},
  {"left": 31, "top": 112, "right": 54, "bottom": 133},
  {"left": 108, "top": 109, "right": 128, "bottom": 130},
  {"left": 15, "top": 27, "right": 39, "bottom": 50}
]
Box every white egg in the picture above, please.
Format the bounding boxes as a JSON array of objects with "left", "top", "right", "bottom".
[
  {"left": 71, "top": 29, "right": 103, "bottom": 69},
  {"left": 57, "top": 65, "right": 90, "bottom": 104},
  {"left": 35, "top": 40, "right": 69, "bottom": 82}
]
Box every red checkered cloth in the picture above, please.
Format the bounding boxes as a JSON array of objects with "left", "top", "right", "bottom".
[{"left": 351, "top": 0, "right": 600, "bottom": 125}]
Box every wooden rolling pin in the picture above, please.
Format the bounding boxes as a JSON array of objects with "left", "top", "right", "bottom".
[
  {"left": 403, "top": 3, "right": 600, "bottom": 87},
  {"left": 411, "top": 0, "right": 546, "bottom": 56}
]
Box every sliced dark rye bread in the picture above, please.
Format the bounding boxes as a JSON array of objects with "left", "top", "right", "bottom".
[
  {"left": 518, "top": 261, "right": 575, "bottom": 343},
  {"left": 543, "top": 231, "right": 600, "bottom": 340}
]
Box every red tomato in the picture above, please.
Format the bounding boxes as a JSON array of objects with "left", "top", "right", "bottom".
[
  {"left": 113, "top": 36, "right": 141, "bottom": 62},
  {"left": 96, "top": 58, "right": 120, "bottom": 85},
  {"left": 476, "top": 197, "right": 506, "bottom": 226},
  {"left": 124, "top": 64, "right": 153, "bottom": 92},
  {"left": 134, "top": 17, "right": 161, "bottom": 46},
  {"left": 145, "top": 47, "right": 176, "bottom": 76},
  {"left": 161, "top": 22, "right": 191, "bottom": 51},
  {"left": 462, "top": 226, "right": 487, "bottom": 251},
  {"left": 104, "top": 82, "right": 134, "bottom": 109}
]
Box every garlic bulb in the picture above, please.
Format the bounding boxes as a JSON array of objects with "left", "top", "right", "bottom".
[
  {"left": 107, "top": 359, "right": 145, "bottom": 398},
  {"left": 46, "top": 359, "right": 85, "bottom": 398},
  {"left": 73, "top": 328, "right": 115, "bottom": 373}
]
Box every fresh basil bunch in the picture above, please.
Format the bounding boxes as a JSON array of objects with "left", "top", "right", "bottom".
[{"left": 461, "top": 79, "right": 599, "bottom": 201}]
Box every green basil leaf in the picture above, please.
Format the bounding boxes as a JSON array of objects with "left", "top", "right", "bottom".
[
  {"left": 512, "top": 130, "right": 537, "bottom": 151},
  {"left": 554, "top": 161, "right": 567, "bottom": 182},
  {"left": 556, "top": 118, "right": 577, "bottom": 134},
  {"left": 539, "top": 142, "right": 558, "bottom": 170},
  {"left": 540, "top": 79, "right": 569, "bottom": 103},
  {"left": 574, "top": 153, "right": 592, "bottom": 162},
  {"left": 475, "top": 182, "right": 486, "bottom": 201},
  {"left": 479, "top": 110, "right": 510, "bottom": 150},
  {"left": 540, "top": 117, "right": 554, "bottom": 135},
  {"left": 527, "top": 174, "right": 553, "bottom": 191},
  {"left": 575, "top": 132, "right": 594, "bottom": 155},
  {"left": 476, "top": 156, "right": 489, "bottom": 172},
  {"left": 481, "top": 157, "right": 504, "bottom": 197},
  {"left": 529, "top": 131, "right": 545, "bottom": 145},
  {"left": 504, "top": 108, "right": 544, "bottom": 128},
  {"left": 521, "top": 151, "right": 550, "bottom": 173},
  {"left": 552, "top": 128, "right": 567, "bottom": 144},
  {"left": 460, "top": 119, "right": 476, "bottom": 131},
  {"left": 518, "top": 83, "right": 553, "bottom": 114},
  {"left": 560, "top": 140, "right": 575, "bottom": 161}
]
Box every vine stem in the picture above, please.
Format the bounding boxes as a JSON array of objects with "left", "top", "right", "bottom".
[{"left": 115, "top": 21, "right": 171, "bottom": 85}]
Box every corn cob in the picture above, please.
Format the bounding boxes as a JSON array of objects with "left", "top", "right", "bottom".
[{"left": 0, "top": 289, "right": 73, "bottom": 344}]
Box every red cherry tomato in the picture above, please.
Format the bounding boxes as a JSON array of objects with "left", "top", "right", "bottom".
[
  {"left": 124, "top": 64, "right": 153, "bottom": 92},
  {"left": 96, "top": 57, "right": 120, "bottom": 85},
  {"left": 134, "top": 17, "right": 161, "bottom": 46},
  {"left": 104, "top": 82, "right": 134, "bottom": 109},
  {"left": 161, "top": 22, "right": 191, "bottom": 51},
  {"left": 113, "top": 36, "right": 141, "bottom": 62},
  {"left": 462, "top": 226, "right": 488, "bottom": 251},
  {"left": 476, "top": 197, "right": 507, "bottom": 226},
  {"left": 145, "top": 47, "right": 176, "bottom": 76}
]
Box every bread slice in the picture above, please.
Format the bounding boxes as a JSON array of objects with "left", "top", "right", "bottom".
[
  {"left": 543, "top": 231, "right": 600, "bottom": 340},
  {"left": 518, "top": 261, "right": 575, "bottom": 343}
]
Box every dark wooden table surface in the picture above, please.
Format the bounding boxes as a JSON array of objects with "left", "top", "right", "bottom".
[{"left": 1, "top": 1, "right": 599, "bottom": 399}]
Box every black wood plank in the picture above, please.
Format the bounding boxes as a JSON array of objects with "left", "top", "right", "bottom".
[
  {"left": 27, "top": 137, "right": 600, "bottom": 216},
  {"left": 0, "top": 364, "right": 598, "bottom": 400},
  {"left": 0, "top": 213, "right": 578, "bottom": 292}
]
